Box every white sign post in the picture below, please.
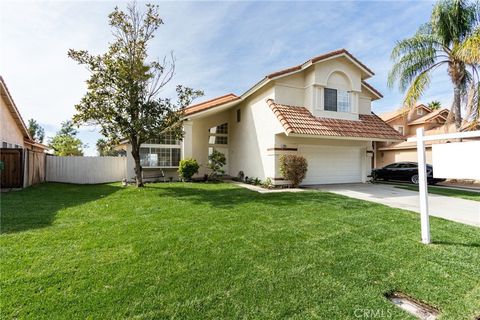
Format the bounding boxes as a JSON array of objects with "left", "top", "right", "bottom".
[
  {"left": 407, "top": 129, "right": 480, "bottom": 244},
  {"left": 415, "top": 128, "right": 430, "bottom": 244}
]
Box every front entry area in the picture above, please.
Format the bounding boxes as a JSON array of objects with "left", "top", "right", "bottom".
[{"left": 299, "top": 145, "right": 363, "bottom": 184}]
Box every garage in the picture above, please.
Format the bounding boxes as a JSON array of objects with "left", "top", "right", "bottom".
[{"left": 298, "top": 145, "right": 363, "bottom": 184}]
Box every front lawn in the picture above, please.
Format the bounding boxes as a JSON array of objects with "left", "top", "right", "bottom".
[
  {"left": 394, "top": 184, "right": 480, "bottom": 202},
  {"left": 1, "top": 183, "right": 479, "bottom": 319}
]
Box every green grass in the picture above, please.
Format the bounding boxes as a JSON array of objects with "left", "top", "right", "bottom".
[
  {"left": 1, "top": 182, "right": 479, "bottom": 319},
  {"left": 394, "top": 184, "right": 480, "bottom": 202}
]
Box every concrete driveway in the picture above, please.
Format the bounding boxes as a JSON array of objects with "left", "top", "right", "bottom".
[{"left": 311, "top": 183, "right": 479, "bottom": 227}]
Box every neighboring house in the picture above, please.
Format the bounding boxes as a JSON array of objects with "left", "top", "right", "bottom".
[
  {"left": 0, "top": 76, "right": 48, "bottom": 188},
  {"left": 376, "top": 104, "right": 454, "bottom": 168},
  {"left": 122, "top": 49, "right": 404, "bottom": 185}
]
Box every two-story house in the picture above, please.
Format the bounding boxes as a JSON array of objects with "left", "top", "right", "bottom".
[
  {"left": 123, "top": 49, "right": 403, "bottom": 185},
  {"left": 376, "top": 104, "right": 452, "bottom": 168}
]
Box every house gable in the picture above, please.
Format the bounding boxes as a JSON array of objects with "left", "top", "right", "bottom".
[
  {"left": 0, "top": 76, "right": 33, "bottom": 148},
  {"left": 272, "top": 55, "right": 377, "bottom": 120}
]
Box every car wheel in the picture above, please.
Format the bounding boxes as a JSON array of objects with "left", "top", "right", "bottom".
[{"left": 411, "top": 174, "right": 419, "bottom": 184}]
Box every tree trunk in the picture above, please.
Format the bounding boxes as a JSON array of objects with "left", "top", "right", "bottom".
[
  {"left": 453, "top": 83, "right": 462, "bottom": 129},
  {"left": 130, "top": 141, "right": 144, "bottom": 187}
]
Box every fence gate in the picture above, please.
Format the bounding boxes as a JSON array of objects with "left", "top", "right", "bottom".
[{"left": 0, "top": 148, "right": 23, "bottom": 188}]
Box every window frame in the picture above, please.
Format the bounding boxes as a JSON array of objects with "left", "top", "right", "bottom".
[
  {"left": 324, "top": 88, "right": 350, "bottom": 113},
  {"left": 139, "top": 145, "right": 181, "bottom": 168},
  {"left": 324, "top": 88, "right": 337, "bottom": 111},
  {"left": 394, "top": 125, "right": 404, "bottom": 135},
  {"left": 208, "top": 123, "right": 228, "bottom": 146}
]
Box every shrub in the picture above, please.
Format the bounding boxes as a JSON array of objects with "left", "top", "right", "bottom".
[
  {"left": 207, "top": 150, "right": 226, "bottom": 179},
  {"left": 261, "top": 178, "right": 273, "bottom": 189},
  {"left": 279, "top": 154, "right": 308, "bottom": 187},
  {"left": 178, "top": 159, "right": 199, "bottom": 181},
  {"left": 253, "top": 177, "right": 261, "bottom": 186}
]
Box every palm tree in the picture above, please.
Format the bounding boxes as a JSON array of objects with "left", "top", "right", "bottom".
[
  {"left": 427, "top": 100, "right": 442, "bottom": 110},
  {"left": 388, "top": 0, "right": 479, "bottom": 129}
]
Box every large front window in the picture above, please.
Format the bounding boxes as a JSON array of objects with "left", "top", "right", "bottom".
[
  {"left": 140, "top": 133, "right": 181, "bottom": 167},
  {"left": 140, "top": 147, "right": 180, "bottom": 167},
  {"left": 324, "top": 88, "right": 350, "bottom": 112}
]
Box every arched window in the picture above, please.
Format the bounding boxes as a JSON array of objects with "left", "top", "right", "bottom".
[{"left": 324, "top": 71, "right": 352, "bottom": 113}]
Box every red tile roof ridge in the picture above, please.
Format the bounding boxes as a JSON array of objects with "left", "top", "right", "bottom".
[
  {"left": 183, "top": 93, "right": 240, "bottom": 116},
  {"left": 266, "top": 49, "right": 375, "bottom": 79}
]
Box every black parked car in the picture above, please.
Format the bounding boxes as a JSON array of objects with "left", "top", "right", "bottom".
[{"left": 371, "top": 162, "right": 446, "bottom": 185}]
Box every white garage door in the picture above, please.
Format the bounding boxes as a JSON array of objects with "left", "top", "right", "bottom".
[{"left": 299, "top": 145, "right": 363, "bottom": 184}]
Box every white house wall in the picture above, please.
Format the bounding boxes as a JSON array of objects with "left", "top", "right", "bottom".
[
  {"left": 190, "top": 110, "right": 231, "bottom": 176},
  {"left": 0, "top": 95, "right": 25, "bottom": 147},
  {"left": 229, "top": 83, "right": 281, "bottom": 180}
]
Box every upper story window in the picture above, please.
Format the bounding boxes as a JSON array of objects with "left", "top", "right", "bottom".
[
  {"left": 209, "top": 123, "right": 228, "bottom": 134},
  {"left": 417, "top": 108, "right": 423, "bottom": 116},
  {"left": 394, "top": 125, "right": 404, "bottom": 135},
  {"left": 324, "top": 88, "right": 350, "bottom": 112},
  {"left": 208, "top": 123, "right": 228, "bottom": 145}
]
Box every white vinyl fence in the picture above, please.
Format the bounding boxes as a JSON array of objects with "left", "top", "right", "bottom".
[{"left": 46, "top": 156, "right": 127, "bottom": 184}]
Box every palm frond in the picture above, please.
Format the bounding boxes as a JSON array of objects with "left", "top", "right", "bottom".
[
  {"left": 402, "top": 71, "right": 431, "bottom": 109},
  {"left": 454, "top": 27, "right": 480, "bottom": 64},
  {"left": 388, "top": 32, "right": 444, "bottom": 89},
  {"left": 431, "top": 0, "right": 478, "bottom": 45}
]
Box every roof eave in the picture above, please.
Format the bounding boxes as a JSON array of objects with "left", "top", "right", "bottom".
[
  {"left": 267, "top": 52, "right": 374, "bottom": 82},
  {"left": 183, "top": 98, "right": 242, "bottom": 119}
]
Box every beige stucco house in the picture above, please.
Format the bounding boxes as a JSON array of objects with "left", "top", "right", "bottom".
[
  {"left": 1, "top": 76, "right": 48, "bottom": 188},
  {"left": 123, "top": 49, "right": 403, "bottom": 185},
  {"left": 376, "top": 104, "right": 454, "bottom": 168}
]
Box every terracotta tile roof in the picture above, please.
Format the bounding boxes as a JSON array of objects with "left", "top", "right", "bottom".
[
  {"left": 379, "top": 104, "right": 431, "bottom": 122},
  {"left": 267, "top": 99, "right": 404, "bottom": 141},
  {"left": 266, "top": 49, "right": 375, "bottom": 79},
  {"left": 184, "top": 93, "right": 240, "bottom": 116},
  {"left": 409, "top": 108, "right": 449, "bottom": 125}
]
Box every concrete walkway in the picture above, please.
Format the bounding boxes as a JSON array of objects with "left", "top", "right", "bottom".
[{"left": 310, "top": 183, "right": 479, "bottom": 227}]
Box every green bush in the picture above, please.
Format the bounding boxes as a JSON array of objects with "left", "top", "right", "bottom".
[
  {"left": 279, "top": 154, "right": 308, "bottom": 187},
  {"left": 261, "top": 178, "right": 273, "bottom": 189},
  {"left": 207, "top": 150, "right": 226, "bottom": 179},
  {"left": 178, "top": 159, "right": 199, "bottom": 181}
]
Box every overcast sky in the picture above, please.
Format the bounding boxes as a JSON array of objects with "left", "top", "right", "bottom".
[{"left": 1, "top": 0, "right": 453, "bottom": 155}]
